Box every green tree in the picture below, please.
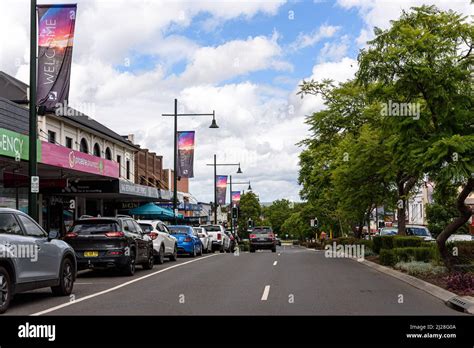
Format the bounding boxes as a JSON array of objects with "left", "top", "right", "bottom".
[
  {"left": 237, "top": 192, "right": 261, "bottom": 237},
  {"left": 261, "top": 199, "right": 292, "bottom": 235},
  {"left": 357, "top": 5, "right": 473, "bottom": 265}
]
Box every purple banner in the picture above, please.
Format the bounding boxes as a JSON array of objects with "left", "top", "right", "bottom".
[
  {"left": 37, "top": 4, "right": 77, "bottom": 111},
  {"left": 231, "top": 191, "right": 241, "bottom": 206},
  {"left": 177, "top": 131, "right": 195, "bottom": 178},
  {"left": 216, "top": 175, "right": 228, "bottom": 205}
]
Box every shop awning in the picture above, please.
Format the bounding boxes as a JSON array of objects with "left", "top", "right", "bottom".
[{"left": 129, "top": 203, "right": 180, "bottom": 220}]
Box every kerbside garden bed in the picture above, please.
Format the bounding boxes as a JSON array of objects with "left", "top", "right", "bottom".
[{"left": 318, "top": 236, "right": 474, "bottom": 297}]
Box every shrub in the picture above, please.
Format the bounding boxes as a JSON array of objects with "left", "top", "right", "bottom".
[
  {"left": 445, "top": 272, "right": 474, "bottom": 293},
  {"left": 373, "top": 236, "right": 395, "bottom": 253},
  {"left": 394, "top": 261, "right": 447, "bottom": 276},
  {"left": 393, "top": 237, "right": 422, "bottom": 248},
  {"left": 391, "top": 247, "right": 435, "bottom": 262},
  {"left": 446, "top": 241, "right": 474, "bottom": 265},
  {"left": 379, "top": 249, "right": 396, "bottom": 266}
]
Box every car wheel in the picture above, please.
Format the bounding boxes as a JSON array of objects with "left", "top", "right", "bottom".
[
  {"left": 121, "top": 249, "right": 136, "bottom": 276},
  {"left": 143, "top": 250, "right": 154, "bottom": 270},
  {"left": 220, "top": 244, "right": 225, "bottom": 253},
  {"left": 169, "top": 244, "right": 178, "bottom": 261},
  {"left": 272, "top": 247, "right": 277, "bottom": 253},
  {"left": 0, "top": 266, "right": 12, "bottom": 314},
  {"left": 198, "top": 244, "right": 203, "bottom": 256},
  {"left": 190, "top": 245, "right": 196, "bottom": 257},
  {"left": 250, "top": 247, "right": 255, "bottom": 253},
  {"left": 155, "top": 245, "right": 165, "bottom": 265},
  {"left": 51, "top": 257, "right": 74, "bottom": 296}
]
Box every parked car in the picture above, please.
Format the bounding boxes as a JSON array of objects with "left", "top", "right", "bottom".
[
  {"left": 447, "top": 234, "right": 473, "bottom": 242},
  {"left": 168, "top": 225, "right": 203, "bottom": 257},
  {"left": 200, "top": 225, "right": 231, "bottom": 252},
  {"left": 405, "top": 225, "right": 435, "bottom": 242},
  {"left": 225, "top": 230, "right": 237, "bottom": 252},
  {"left": 194, "top": 227, "right": 212, "bottom": 253},
  {"left": 379, "top": 227, "right": 398, "bottom": 236},
  {"left": 65, "top": 217, "right": 154, "bottom": 276},
  {"left": 138, "top": 220, "right": 178, "bottom": 264},
  {"left": 249, "top": 226, "right": 276, "bottom": 253},
  {"left": 0, "top": 208, "right": 77, "bottom": 314}
]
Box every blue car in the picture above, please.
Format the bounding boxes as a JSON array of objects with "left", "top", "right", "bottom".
[{"left": 168, "top": 225, "right": 203, "bottom": 257}]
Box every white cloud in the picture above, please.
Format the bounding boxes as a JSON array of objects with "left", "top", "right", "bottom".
[
  {"left": 319, "top": 35, "right": 350, "bottom": 62},
  {"left": 290, "top": 24, "right": 341, "bottom": 51},
  {"left": 337, "top": 0, "right": 472, "bottom": 48}
]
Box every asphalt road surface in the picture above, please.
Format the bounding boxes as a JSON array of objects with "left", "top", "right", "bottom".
[{"left": 5, "top": 245, "right": 462, "bottom": 315}]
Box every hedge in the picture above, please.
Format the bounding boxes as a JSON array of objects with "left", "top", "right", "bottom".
[
  {"left": 373, "top": 236, "right": 395, "bottom": 253},
  {"left": 373, "top": 236, "right": 425, "bottom": 253},
  {"left": 380, "top": 247, "right": 435, "bottom": 265}
]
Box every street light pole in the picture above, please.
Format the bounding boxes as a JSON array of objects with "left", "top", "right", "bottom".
[
  {"left": 207, "top": 159, "right": 242, "bottom": 225},
  {"left": 163, "top": 100, "right": 218, "bottom": 225},
  {"left": 214, "top": 154, "right": 217, "bottom": 224},
  {"left": 28, "top": 0, "right": 38, "bottom": 221},
  {"left": 229, "top": 175, "right": 233, "bottom": 234},
  {"left": 173, "top": 98, "right": 178, "bottom": 225}
]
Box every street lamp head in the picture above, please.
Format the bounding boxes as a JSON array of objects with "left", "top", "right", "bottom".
[
  {"left": 237, "top": 164, "right": 242, "bottom": 174},
  {"left": 209, "top": 114, "right": 219, "bottom": 129}
]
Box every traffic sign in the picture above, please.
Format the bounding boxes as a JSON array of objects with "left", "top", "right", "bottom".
[{"left": 31, "top": 176, "right": 39, "bottom": 193}]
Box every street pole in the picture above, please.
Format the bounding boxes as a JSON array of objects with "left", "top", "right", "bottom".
[
  {"left": 173, "top": 98, "right": 178, "bottom": 225},
  {"left": 28, "top": 0, "right": 38, "bottom": 221},
  {"left": 214, "top": 154, "right": 217, "bottom": 224},
  {"left": 229, "top": 175, "right": 233, "bottom": 235}
]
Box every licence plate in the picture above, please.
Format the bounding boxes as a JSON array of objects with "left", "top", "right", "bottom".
[
  {"left": 258, "top": 238, "right": 266, "bottom": 241},
  {"left": 84, "top": 251, "right": 99, "bottom": 257}
]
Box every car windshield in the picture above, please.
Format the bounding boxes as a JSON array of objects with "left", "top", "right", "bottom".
[
  {"left": 168, "top": 226, "right": 190, "bottom": 234},
  {"left": 408, "top": 227, "right": 430, "bottom": 237},
  {"left": 139, "top": 223, "right": 153, "bottom": 233},
  {"left": 381, "top": 229, "right": 397, "bottom": 236},
  {"left": 71, "top": 220, "right": 119, "bottom": 234}
]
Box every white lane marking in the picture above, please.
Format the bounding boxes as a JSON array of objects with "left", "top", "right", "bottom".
[
  {"left": 273, "top": 261, "right": 278, "bottom": 266},
  {"left": 31, "top": 254, "right": 218, "bottom": 316},
  {"left": 75, "top": 282, "right": 94, "bottom": 285},
  {"left": 277, "top": 253, "right": 281, "bottom": 256},
  {"left": 261, "top": 285, "right": 270, "bottom": 301}
]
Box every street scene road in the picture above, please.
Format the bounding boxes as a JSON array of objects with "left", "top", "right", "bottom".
[{"left": 5, "top": 245, "right": 460, "bottom": 316}]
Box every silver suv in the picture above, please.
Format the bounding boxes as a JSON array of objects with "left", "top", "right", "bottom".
[{"left": 0, "top": 208, "right": 77, "bottom": 313}]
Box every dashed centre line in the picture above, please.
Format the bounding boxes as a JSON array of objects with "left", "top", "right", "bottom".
[{"left": 261, "top": 285, "right": 270, "bottom": 301}]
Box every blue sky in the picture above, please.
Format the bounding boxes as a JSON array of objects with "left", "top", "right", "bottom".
[{"left": 3, "top": 0, "right": 471, "bottom": 203}]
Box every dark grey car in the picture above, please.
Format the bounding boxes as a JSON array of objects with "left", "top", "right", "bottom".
[{"left": 0, "top": 208, "right": 77, "bottom": 314}]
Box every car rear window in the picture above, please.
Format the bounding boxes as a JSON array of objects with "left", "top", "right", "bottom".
[
  {"left": 201, "top": 225, "right": 220, "bottom": 232},
  {"left": 253, "top": 228, "right": 272, "bottom": 234},
  {"left": 71, "top": 220, "right": 120, "bottom": 234},
  {"left": 168, "top": 226, "right": 190, "bottom": 234}
]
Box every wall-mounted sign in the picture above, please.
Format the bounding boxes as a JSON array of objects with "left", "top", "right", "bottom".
[
  {"left": 41, "top": 141, "right": 119, "bottom": 178},
  {"left": 0, "top": 128, "right": 41, "bottom": 161}
]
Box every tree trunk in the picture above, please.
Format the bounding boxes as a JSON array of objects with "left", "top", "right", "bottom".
[
  {"left": 396, "top": 175, "right": 417, "bottom": 235},
  {"left": 437, "top": 178, "right": 473, "bottom": 269}
]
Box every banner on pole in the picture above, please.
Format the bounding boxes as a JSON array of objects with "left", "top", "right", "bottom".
[
  {"left": 231, "top": 191, "right": 241, "bottom": 206},
  {"left": 37, "top": 4, "right": 77, "bottom": 111},
  {"left": 177, "top": 131, "right": 195, "bottom": 178},
  {"left": 216, "top": 175, "right": 228, "bottom": 205}
]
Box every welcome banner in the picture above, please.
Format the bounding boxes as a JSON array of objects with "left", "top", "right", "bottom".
[
  {"left": 177, "top": 131, "right": 195, "bottom": 178},
  {"left": 37, "top": 4, "right": 77, "bottom": 111},
  {"left": 231, "top": 191, "right": 241, "bottom": 206},
  {"left": 216, "top": 175, "right": 228, "bottom": 205}
]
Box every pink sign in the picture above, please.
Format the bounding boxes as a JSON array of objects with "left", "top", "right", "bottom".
[{"left": 41, "top": 141, "right": 119, "bottom": 178}]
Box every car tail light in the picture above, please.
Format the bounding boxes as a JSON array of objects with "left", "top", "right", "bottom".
[
  {"left": 107, "top": 250, "right": 123, "bottom": 255},
  {"left": 65, "top": 232, "right": 78, "bottom": 238},
  {"left": 217, "top": 233, "right": 222, "bottom": 240},
  {"left": 105, "top": 232, "right": 125, "bottom": 237},
  {"left": 268, "top": 233, "right": 275, "bottom": 239},
  {"left": 149, "top": 232, "right": 158, "bottom": 240},
  {"left": 229, "top": 235, "right": 234, "bottom": 241},
  {"left": 250, "top": 234, "right": 256, "bottom": 239},
  {"left": 184, "top": 237, "right": 192, "bottom": 242}
]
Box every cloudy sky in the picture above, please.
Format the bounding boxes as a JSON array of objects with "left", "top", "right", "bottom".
[{"left": 0, "top": 0, "right": 470, "bottom": 203}]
